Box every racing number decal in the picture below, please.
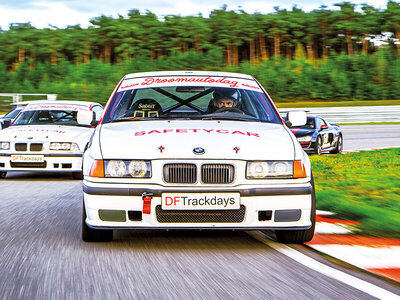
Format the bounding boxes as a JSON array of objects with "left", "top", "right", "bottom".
[{"left": 322, "top": 134, "right": 329, "bottom": 146}]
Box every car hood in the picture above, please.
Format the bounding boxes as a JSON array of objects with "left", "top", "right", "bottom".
[
  {"left": 0, "top": 125, "right": 90, "bottom": 142},
  {"left": 290, "top": 128, "right": 315, "bottom": 137},
  {"left": 99, "top": 120, "right": 295, "bottom": 160}
]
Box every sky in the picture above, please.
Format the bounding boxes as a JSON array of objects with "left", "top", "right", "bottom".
[{"left": 0, "top": 0, "right": 391, "bottom": 30}]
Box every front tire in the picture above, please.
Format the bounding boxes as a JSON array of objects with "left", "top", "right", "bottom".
[
  {"left": 330, "top": 134, "right": 343, "bottom": 154},
  {"left": 274, "top": 174, "right": 316, "bottom": 244},
  {"left": 314, "top": 136, "right": 322, "bottom": 155},
  {"left": 0, "top": 171, "right": 6, "bottom": 178},
  {"left": 82, "top": 201, "right": 113, "bottom": 242}
]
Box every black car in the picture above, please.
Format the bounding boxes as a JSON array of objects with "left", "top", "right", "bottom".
[{"left": 288, "top": 115, "right": 343, "bottom": 155}]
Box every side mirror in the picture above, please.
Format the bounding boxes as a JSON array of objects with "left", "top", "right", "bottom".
[
  {"left": 77, "top": 111, "right": 95, "bottom": 126},
  {"left": 320, "top": 124, "right": 328, "bottom": 130},
  {"left": 286, "top": 111, "right": 307, "bottom": 127},
  {"left": 2, "top": 119, "right": 11, "bottom": 129}
]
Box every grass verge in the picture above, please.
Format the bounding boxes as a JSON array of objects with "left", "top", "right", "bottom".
[{"left": 311, "top": 148, "right": 400, "bottom": 238}]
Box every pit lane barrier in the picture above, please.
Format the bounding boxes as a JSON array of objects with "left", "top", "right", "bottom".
[{"left": 280, "top": 105, "right": 400, "bottom": 124}]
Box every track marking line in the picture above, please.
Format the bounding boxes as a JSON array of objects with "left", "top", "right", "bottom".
[{"left": 247, "top": 232, "right": 400, "bottom": 300}]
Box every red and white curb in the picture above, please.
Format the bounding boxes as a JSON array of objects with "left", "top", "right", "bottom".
[{"left": 307, "top": 211, "right": 400, "bottom": 282}]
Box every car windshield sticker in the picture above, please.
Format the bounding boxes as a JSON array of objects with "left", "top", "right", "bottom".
[
  {"left": 23, "top": 105, "right": 90, "bottom": 112},
  {"left": 118, "top": 76, "right": 261, "bottom": 92}
]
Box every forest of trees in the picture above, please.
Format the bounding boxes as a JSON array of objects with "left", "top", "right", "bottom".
[{"left": 0, "top": 1, "right": 399, "bottom": 103}]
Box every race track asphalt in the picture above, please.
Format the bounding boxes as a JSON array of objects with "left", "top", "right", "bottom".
[{"left": 0, "top": 125, "right": 399, "bottom": 299}]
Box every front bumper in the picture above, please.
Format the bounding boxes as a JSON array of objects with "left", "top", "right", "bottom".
[
  {"left": 299, "top": 141, "right": 315, "bottom": 152},
  {"left": 83, "top": 180, "right": 314, "bottom": 230},
  {"left": 0, "top": 153, "right": 83, "bottom": 172}
]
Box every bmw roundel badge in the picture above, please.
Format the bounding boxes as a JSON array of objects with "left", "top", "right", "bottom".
[{"left": 193, "top": 147, "right": 205, "bottom": 155}]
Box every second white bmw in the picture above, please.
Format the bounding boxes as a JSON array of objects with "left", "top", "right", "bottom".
[{"left": 0, "top": 101, "right": 103, "bottom": 179}]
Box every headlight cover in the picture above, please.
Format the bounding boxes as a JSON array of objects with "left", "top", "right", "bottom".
[
  {"left": 0, "top": 142, "right": 10, "bottom": 150},
  {"left": 105, "top": 160, "right": 151, "bottom": 178},
  {"left": 49, "top": 142, "right": 79, "bottom": 151},
  {"left": 246, "top": 161, "right": 293, "bottom": 179},
  {"left": 297, "top": 136, "right": 312, "bottom": 142}
]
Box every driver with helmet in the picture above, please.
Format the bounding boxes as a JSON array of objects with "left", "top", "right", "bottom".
[{"left": 207, "top": 88, "right": 241, "bottom": 113}]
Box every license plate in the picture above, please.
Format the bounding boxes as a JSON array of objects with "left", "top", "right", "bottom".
[
  {"left": 11, "top": 155, "right": 44, "bottom": 163},
  {"left": 161, "top": 193, "right": 240, "bottom": 210}
]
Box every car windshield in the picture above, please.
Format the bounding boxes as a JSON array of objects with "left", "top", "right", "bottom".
[
  {"left": 4, "top": 108, "right": 23, "bottom": 119},
  {"left": 102, "top": 78, "right": 282, "bottom": 124},
  {"left": 12, "top": 109, "right": 86, "bottom": 126}
]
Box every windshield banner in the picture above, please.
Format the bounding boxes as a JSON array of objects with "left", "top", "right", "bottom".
[
  {"left": 118, "top": 76, "right": 261, "bottom": 92},
  {"left": 23, "top": 104, "right": 90, "bottom": 112}
]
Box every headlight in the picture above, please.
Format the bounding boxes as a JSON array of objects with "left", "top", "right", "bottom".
[
  {"left": 104, "top": 160, "right": 151, "bottom": 178},
  {"left": 106, "top": 160, "right": 126, "bottom": 177},
  {"left": 297, "top": 136, "right": 312, "bottom": 142},
  {"left": 128, "top": 161, "right": 151, "bottom": 177},
  {"left": 0, "top": 142, "right": 10, "bottom": 150},
  {"left": 49, "top": 142, "right": 79, "bottom": 151},
  {"left": 246, "top": 161, "right": 293, "bottom": 179}
]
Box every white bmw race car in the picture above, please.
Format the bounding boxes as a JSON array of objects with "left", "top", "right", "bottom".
[
  {"left": 81, "top": 71, "right": 315, "bottom": 244},
  {"left": 0, "top": 101, "right": 103, "bottom": 179}
]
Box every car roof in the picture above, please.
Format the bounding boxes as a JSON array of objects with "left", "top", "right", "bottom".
[
  {"left": 124, "top": 70, "right": 255, "bottom": 80},
  {"left": 22, "top": 100, "right": 102, "bottom": 108}
]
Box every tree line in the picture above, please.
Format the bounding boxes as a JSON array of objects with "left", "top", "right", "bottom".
[
  {"left": 1, "top": 48, "right": 399, "bottom": 103},
  {"left": 0, "top": 2, "right": 399, "bottom": 103},
  {"left": 0, "top": 1, "right": 399, "bottom": 68}
]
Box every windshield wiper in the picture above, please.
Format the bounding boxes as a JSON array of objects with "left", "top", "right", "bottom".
[
  {"left": 202, "top": 116, "right": 256, "bottom": 122},
  {"left": 201, "top": 113, "right": 258, "bottom": 122},
  {"left": 110, "top": 117, "right": 159, "bottom": 123}
]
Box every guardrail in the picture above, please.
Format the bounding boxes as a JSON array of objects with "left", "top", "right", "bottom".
[
  {"left": 279, "top": 105, "right": 400, "bottom": 123},
  {"left": 0, "top": 93, "right": 57, "bottom": 112}
]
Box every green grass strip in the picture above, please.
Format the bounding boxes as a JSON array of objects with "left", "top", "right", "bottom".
[{"left": 311, "top": 148, "right": 400, "bottom": 238}]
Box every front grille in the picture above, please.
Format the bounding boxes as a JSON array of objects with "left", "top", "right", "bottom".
[
  {"left": 156, "top": 205, "right": 245, "bottom": 223},
  {"left": 10, "top": 161, "right": 47, "bottom": 168},
  {"left": 163, "top": 163, "right": 196, "bottom": 183},
  {"left": 15, "top": 143, "right": 27, "bottom": 151},
  {"left": 300, "top": 142, "right": 311, "bottom": 148},
  {"left": 201, "top": 164, "right": 235, "bottom": 184},
  {"left": 30, "top": 143, "right": 43, "bottom": 151}
]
